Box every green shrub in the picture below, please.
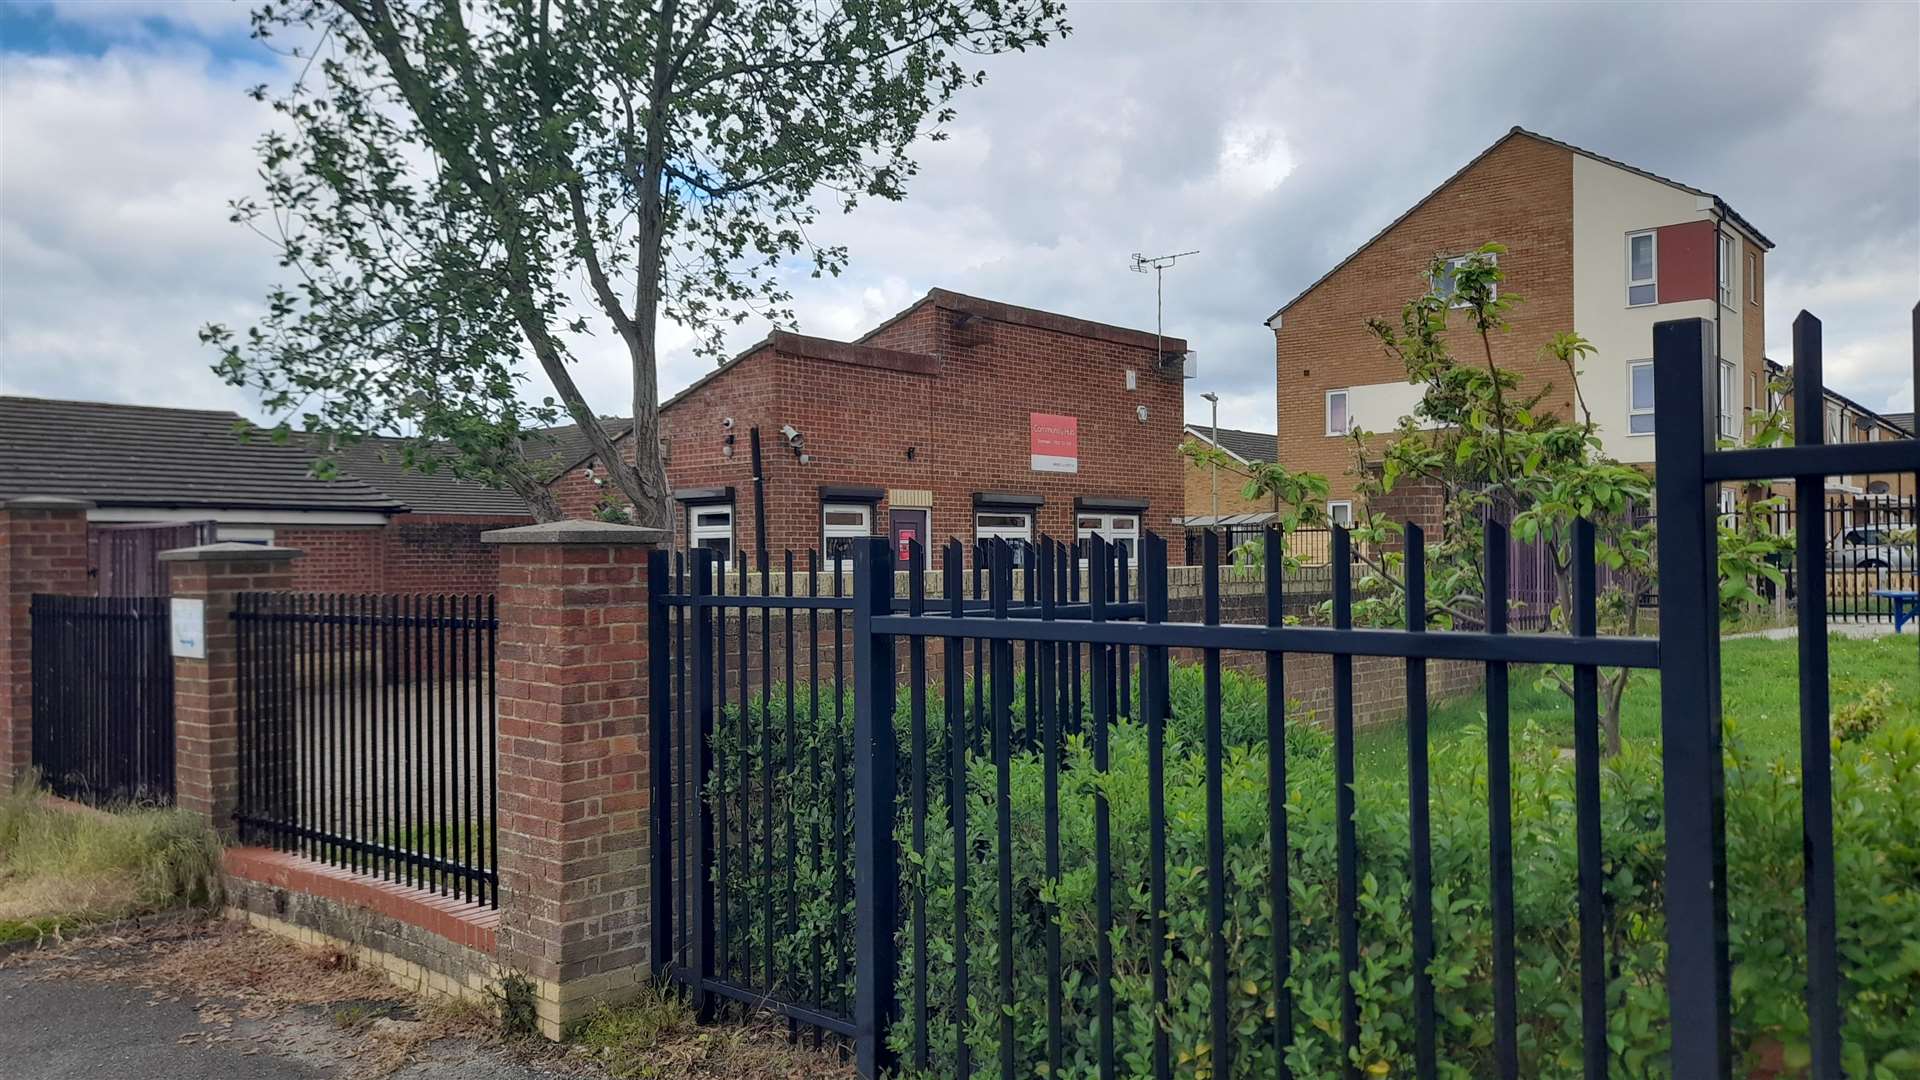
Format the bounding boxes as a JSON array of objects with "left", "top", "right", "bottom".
[
  {"left": 703, "top": 666, "right": 1920, "bottom": 1078},
  {"left": 1832, "top": 681, "right": 1894, "bottom": 744}
]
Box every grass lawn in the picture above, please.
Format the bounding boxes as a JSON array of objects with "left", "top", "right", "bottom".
[{"left": 1354, "top": 631, "right": 1920, "bottom": 781}]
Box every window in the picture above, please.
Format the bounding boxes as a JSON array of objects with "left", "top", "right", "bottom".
[
  {"left": 975, "top": 511, "right": 1034, "bottom": 567},
  {"left": 1076, "top": 513, "right": 1140, "bottom": 564},
  {"left": 1431, "top": 252, "right": 1496, "bottom": 308},
  {"left": 1626, "top": 230, "right": 1658, "bottom": 306},
  {"left": 1327, "top": 501, "right": 1354, "bottom": 527},
  {"left": 1325, "top": 389, "right": 1350, "bottom": 436},
  {"left": 1825, "top": 403, "right": 1843, "bottom": 445},
  {"left": 689, "top": 505, "right": 734, "bottom": 565},
  {"left": 216, "top": 526, "right": 274, "bottom": 545},
  {"left": 1748, "top": 373, "right": 1757, "bottom": 417},
  {"left": 1718, "top": 233, "right": 1734, "bottom": 308},
  {"left": 1747, "top": 251, "right": 1758, "bottom": 304},
  {"left": 1628, "top": 361, "right": 1656, "bottom": 435},
  {"left": 1718, "top": 359, "right": 1738, "bottom": 440},
  {"left": 821, "top": 503, "right": 872, "bottom": 563}
]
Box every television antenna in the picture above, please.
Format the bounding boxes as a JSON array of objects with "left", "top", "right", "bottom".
[{"left": 1130, "top": 249, "right": 1199, "bottom": 369}]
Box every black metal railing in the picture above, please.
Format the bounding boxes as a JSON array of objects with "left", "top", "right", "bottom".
[
  {"left": 647, "top": 309, "right": 1916, "bottom": 1079},
  {"left": 647, "top": 545, "right": 1141, "bottom": 1046},
  {"left": 1654, "top": 312, "right": 1918, "bottom": 1078},
  {"left": 29, "top": 594, "right": 175, "bottom": 805},
  {"left": 232, "top": 593, "right": 499, "bottom": 907}
]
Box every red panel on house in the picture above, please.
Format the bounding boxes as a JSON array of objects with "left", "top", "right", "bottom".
[{"left": 1655, "top": 219, "right": 1716, "bottom": 303}]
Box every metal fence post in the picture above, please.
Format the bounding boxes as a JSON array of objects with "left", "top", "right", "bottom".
[
  {"left": 648, "top": 548, "right": 673, "bottom": 978},
  {"left": 689, "top": 550, "right": 716, "bottom": 1021},
  {"left": 1651, "top": 316, "right": 1732, "bottom": 1079},
  {"left": 850, "top": 537, "right": 899, "bottom": 1079}
]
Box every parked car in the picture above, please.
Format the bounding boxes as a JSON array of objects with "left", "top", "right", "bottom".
[{"left": 1828, "top": 526, "right": 1916, "bottom": 571}]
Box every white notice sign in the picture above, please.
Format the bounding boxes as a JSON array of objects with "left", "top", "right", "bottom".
[{"left": 170, "top": 598, "right": 206, "bottom": 659}]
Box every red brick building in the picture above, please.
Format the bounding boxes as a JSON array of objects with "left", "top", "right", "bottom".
[
  {"left": 548, "top": 289, "right": 1189, "bottom": 565},
  {"left": 0, "top": 397, "right": 534, "bottom": 594}
]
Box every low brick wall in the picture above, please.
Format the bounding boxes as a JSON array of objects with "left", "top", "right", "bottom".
[{"left": 223, "top": 847, "right": 498, "bottom": 1005}]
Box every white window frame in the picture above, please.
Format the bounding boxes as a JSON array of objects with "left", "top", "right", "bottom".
[
  {"left": 1718, "top": 359, "right": 1738, "bottom": 440},
  {"left": 1826, "top": 403, "right": 1843, "bottom": 444},
  {"left": 820, "top": 502, "right": 873, "bottom": 562},
  {"left": 1627, "top": 361, "right": 1656, "bottom": 436},
  {"left": 1327, "top": 501, "right": 1354, "bottom": 527},
  {"left": 1325, "top": 389, "right": 1350, "bottom": 436},
  {"left": 975, "top": 510, "right": 1034, "bottom": 566},
  {"left": 1626, "top": 230, "right": 1658, "bottom": 307},
  {"left": 1076, "top": 512, "right": 1141, "bottom": 564},
  {"left": 1718, "top": 233, "right": 1735, "bottom": 309},
  {"left": 1747, "top": 250, "right": 1758, "bottom": 304},
  {"left": 1431, "top": 252, "right": 1496, "bottom": 309},
  {"left": 688, "top": 504, "right": 734, "bottom": 564}
]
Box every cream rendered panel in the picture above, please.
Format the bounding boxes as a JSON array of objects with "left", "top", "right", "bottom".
[
  {"left": 1571, "top": 154, "right": 1744, "bottom": 463},
  {"left": 1346, "top": 379, "right": 1439, "bottom": 434}
]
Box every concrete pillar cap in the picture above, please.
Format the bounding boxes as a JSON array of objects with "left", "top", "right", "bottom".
[
  {"left": 482, "top": 520, "right": 666, "bottom": 545},
  {"left": 157, "top": 542, "right": 304, "bottom": 563}
]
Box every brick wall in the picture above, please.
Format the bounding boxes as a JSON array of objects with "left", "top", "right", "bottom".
[
  {"left": 269, "top": 514, "right": 522, "bottom": 594},
  {"left": 380, "top": 513, "right": 521, "bottom": 592},
  {"left": 0, "top": 499, "right": 93, "bottom": 782},
  {"left": 560, "top": 292, "right": 1188, "bottom": 562},
  {"left": 488, "top": 527, "right": 656, "bottom": 1036},
  {"left": 279, "top": 527, "right": 386, "bottom": 591},
  {"left": 1275, "top": 136, "right": 1577, "bottom": 502}
]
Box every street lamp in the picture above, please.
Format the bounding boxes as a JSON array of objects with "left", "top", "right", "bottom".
[{"left": 1200, "top": 391, "right": 1220, "bottom": 521}]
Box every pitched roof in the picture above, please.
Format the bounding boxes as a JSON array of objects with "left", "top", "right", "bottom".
[
  {"left": 1268, "top": 126, "right": 1774, "bottom": 323},
  {"left": 520, "top": 418, "right": 636, "bottom": 482},
  {"left": 0, "top": 397, "right": 404, "bottom": 513},
  {"left": 1885, "top": 412, "right": 1914, "bottom": 436},
  {"left": 308, "top": 436, "right": 533, "bottom": 516},
  {"left": 1184, "top": 424, "right": 1277, "bottom": 464}
]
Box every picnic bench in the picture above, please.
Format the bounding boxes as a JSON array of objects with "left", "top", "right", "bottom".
[{"left": 1873, "top": 589, "right": 1919, "bottom": 632}]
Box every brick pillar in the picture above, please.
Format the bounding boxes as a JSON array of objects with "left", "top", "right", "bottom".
[
  {"left": 159, "top": 542, "right": 301, "bottom": 831},
  {"left": 483, "top": 519, "right": 663, "bottom": 1038},
  {"left": 0, "top": 497, "right": 94, "bottom": 785}
]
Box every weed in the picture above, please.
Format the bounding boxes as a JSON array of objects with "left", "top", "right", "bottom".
[{"left": 491, "top": 971, "right": 540, "bottom": 1040}]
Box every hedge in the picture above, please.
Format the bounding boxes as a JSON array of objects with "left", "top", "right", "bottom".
[{"left": 707, "top": 664, "right": 1920, "bottom": 1078}]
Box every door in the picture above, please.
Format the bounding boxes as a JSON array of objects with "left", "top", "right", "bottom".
[{"left": 890, "top": 508, "right": 931, "bottom": 563}]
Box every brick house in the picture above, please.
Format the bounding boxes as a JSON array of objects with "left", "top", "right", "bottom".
[
  {"left": 1180, "top": 423, "right": 1282, "bottom": 523},
  {"left": 0, "top": 397, "right": 535, "bottom": 593},
  {"left": 1268, "top": 127, "right": 1774, "bottom": 508},
  {"left": 549, "top": 289, "right": 1189, "bottom": 565},
  {"left": 1766, "top": 362, "right": 1916, "bottom": 508}
]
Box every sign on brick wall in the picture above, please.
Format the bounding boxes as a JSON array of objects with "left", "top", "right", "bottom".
[{"left": 1030, "top": 412, "right": 1079, "bottom": 473}]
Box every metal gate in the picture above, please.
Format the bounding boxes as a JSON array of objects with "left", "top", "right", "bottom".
[{"left": 29, "top": 594, "right": 175, "bottom": 804}]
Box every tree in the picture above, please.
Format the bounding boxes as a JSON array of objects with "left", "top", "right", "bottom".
[
  {"left": 1341, "top": 245, "right": 1786, "bottom": 755},
  {"left": 205, "top": 0, "right": 1070, "bottom": 525},
  {"left": 1175, "top": 438, "right": 1328, "bottom": 566}
]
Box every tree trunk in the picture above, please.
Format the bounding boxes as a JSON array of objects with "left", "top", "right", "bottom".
[{"left": 502, "top": 467, "right": 565, "bottom": 523}]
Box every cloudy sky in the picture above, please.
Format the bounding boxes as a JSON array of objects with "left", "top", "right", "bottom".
[{"left": 2, "top": 0, "right": 1916, "bottom": 436}]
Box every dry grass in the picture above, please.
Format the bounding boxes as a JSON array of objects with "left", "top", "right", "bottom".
[
  {"left": 0, "top": 779, "right": 222, "bottom": 944},
  {"left": 16, "top": 917, "right": 402, "bottom": 1012},
  {"left": 571, "top": 982, "right": 856, "bottom": 1080}
]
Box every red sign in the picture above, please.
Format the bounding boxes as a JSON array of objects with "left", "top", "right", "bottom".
[{"left": 1030, "top": 413, "right": 1078, "bottom": 474}]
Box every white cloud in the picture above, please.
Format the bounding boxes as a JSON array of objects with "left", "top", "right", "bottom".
[
  {"left": 1, "top": 1, "right": 1914, "bottom": 440},
  {"left": 1214, "top": 122, "right": 1294, "bottom": 198}
]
